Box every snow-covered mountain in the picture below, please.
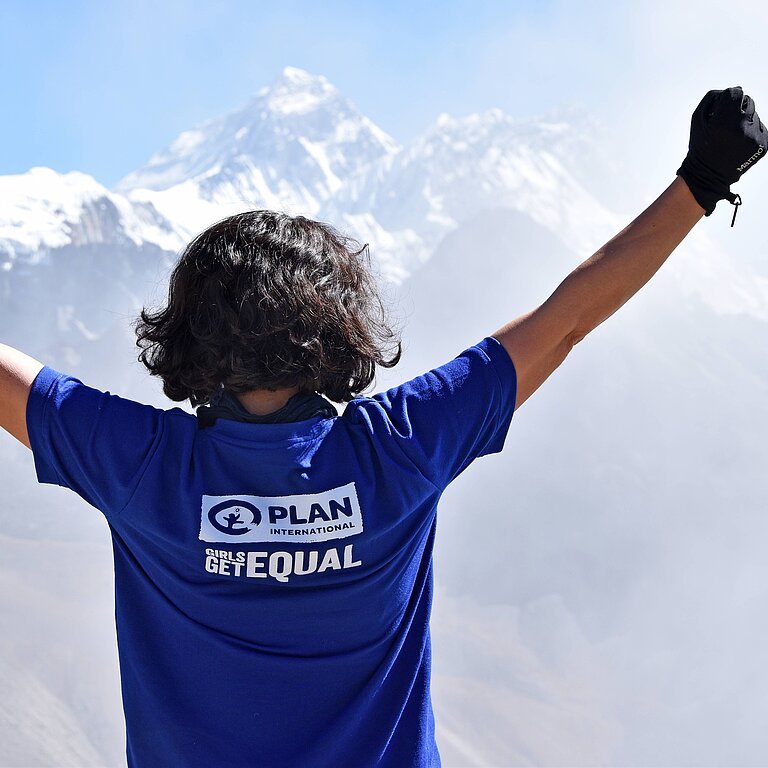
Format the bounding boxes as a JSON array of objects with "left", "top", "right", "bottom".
[
  {"left": 113, "top": 68, "right": 624, "bottom": 279},
  {"left": 327, "top": 108, "right": 622, "bottom": 278},
  {"left": 116, "top": 66, "right": 400, "bottom": 242},
  {"left": 0, "top": 67, "right": 626, "bottom": 284},
  {"left": 0, "top": 65, "right": 633, "bottom": 365},
  {"left": 0, "top": 167, "right": 183, "bottom": 264},
  {"left": 0, "top": 65, "right": 759, "bottom": 306}
]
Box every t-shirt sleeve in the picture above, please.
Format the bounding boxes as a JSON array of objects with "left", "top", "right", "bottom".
[
  {"left": 25, "top": 365, "right": 165, "bottom": 516},
  {"left": 363, "top": 335, "right": 517, "bottom": 489}
]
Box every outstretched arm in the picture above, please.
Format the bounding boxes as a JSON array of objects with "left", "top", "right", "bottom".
[
  {"left": 493, "top": 176, "right": 703, "bottom": 408},
  {"left": 0, "top": 344, "right": 44, "bottom": 448},
  {"left": 495, "top": 85, "right": 767, "bottom": 410}
]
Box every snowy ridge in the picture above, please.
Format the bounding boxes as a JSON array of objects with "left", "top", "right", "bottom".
[
  {"left": 0, "top": 167, "right": 184, "bottom": 264},
  {"left": 326, "top": 108, "right": 623, "bottom": 278},
  {"left": 1, "top": 65, "right": 767, "bottom": 314}
]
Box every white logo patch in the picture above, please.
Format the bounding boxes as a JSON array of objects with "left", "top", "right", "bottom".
[{"left": 199, "top": 482, "right": 363, "bottom": 543}]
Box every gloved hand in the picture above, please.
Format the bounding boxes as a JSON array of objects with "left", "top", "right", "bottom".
[{"left": 677, "top": 86, "right": 767, "bottom": 225}]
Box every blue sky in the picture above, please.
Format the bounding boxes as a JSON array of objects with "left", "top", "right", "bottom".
[
  {"left": 0, "top": 1, "right": 553, "bottom": 186},
  {"left": 1, "top": 0, "right": 766, "bottom": 192}
]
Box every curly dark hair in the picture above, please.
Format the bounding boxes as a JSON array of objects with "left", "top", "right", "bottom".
[{"left": 133, "top": 210, "right": 402, "bottom": 406}]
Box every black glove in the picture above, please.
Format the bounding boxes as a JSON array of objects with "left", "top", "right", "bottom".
[{"left": 677, "top": 86, "right": 767, "bottom": 225}]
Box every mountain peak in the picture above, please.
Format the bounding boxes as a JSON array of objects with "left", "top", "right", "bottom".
[
  {"left": 253, "top": 66, "right": 338, "bottom": 117},
  {"left": 116, "top": 68, "right": 399, "bottom": 231},
  {"left": 278, "top": 65, "right": 324, "bottom": 85}
]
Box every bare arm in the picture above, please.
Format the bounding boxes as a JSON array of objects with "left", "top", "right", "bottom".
[
  {"left": 0, "top": 344, "right": 45, "bottom": 449},
  {"left": 493, "top": 175, "right": 705, "bottom": 409}
]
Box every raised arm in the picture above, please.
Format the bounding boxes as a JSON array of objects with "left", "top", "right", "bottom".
[
  {"left": 493, "top": 176, "right": 702, "bottom": 408},
  {"left": 0, "top": 344, "right": 44, "bottom": 448},
  {"left": 494, "top": 86, "right": 767, "bottom": 409}
]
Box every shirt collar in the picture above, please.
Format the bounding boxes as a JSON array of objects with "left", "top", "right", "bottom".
[{"left": 196, "top": 388, "right": 337, "bottom": 428}]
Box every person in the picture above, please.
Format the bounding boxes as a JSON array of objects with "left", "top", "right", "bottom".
[{"left": 0, "top": 86, "right": 765, "bottom": 768}]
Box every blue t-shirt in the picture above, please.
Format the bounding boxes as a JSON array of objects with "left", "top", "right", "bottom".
[{"left": 26, "top": 336, "right": 517, "bottom": 768}]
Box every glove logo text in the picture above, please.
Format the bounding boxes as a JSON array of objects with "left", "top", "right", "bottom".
[{"left": 737, "top": 144, "right": 765, "bottom": 173}]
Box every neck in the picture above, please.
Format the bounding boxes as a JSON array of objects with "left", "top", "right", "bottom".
[{"left": 234, "top": 386, "right": 302, "bottom": 416}]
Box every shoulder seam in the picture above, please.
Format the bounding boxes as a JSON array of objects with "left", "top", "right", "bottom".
[
  {"left": 474, "top": 338, "right": 518, "bottom": 456},
  {"left": 114, "top": 408, "right": 167, "bottom": 517},
  {"left": 351, "top": 397, "right": 443, "bottom": 494},
  {"left": 475, "top": 344, "right": 507, "bottom": 445},
  {"left": 38, "top": 369, "right": 68, "bottom": 488}
]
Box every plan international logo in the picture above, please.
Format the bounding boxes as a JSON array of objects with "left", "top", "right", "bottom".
[{"left": 199, "top": 482, "right": 363, "bottom": 544}]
